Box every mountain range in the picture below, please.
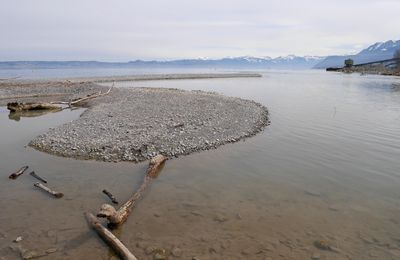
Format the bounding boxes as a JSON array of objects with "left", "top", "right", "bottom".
[
  {"left": 314, "top": 40, "right": 400, "bottom": 69},
  {"left": 1, "top": 40, "right": 399, "bottom": 70},
  {"left": 0, "top": 55, "right": 324, "bottom": 70}
]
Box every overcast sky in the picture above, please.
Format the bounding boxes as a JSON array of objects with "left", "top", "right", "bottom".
[{"left": 1, "top": 0, "right": 399, "bottom": 61}]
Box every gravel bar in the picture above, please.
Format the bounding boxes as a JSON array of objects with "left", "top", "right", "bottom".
[{"left": 1, "top": 76, "right": 269, "bottom": 162}]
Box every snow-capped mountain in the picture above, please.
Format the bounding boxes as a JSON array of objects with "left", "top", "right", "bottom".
[
  {"left": 358, "top": 40, "right": 400, "bottom": 55},
  {"left": 270, "top": 55, "right": 324, "bottom": 68},
  {"left": 314, "top": 40, "right": 400, "bottom": 69}
]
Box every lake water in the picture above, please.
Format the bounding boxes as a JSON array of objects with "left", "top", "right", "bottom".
[
  {"left": 0, "top": 68, "right": 236, "bottom": 80},
  {"left": 1, "top": 70, "right": 400, "bottom": 259}
]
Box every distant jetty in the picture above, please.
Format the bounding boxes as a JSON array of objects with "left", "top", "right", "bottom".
[{"left": 326, "top": 58, "right": 400, "bottom": 76}]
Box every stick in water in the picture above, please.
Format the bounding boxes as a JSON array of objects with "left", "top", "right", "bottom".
[
  {"left": 85, "top": 212, "right": 137, "bottom": 260},
  {"left": 97, "top": 155, "right": 167, "bottom": 225},
  {"left": 34, "top": 182, "right": 63, "bottom": 198},
  {"left": 103, "top": 189, "right": 119, "bottom": 204},
  {"left": 29, "top": 171, "right": 47, "bottom": 183},
  {"left": 9, "top": 166, "right": 29, "bottom": 179}
]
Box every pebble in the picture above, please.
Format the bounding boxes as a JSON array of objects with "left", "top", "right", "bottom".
[
  {"left": 45, "top": 248, "right": 58, "bottom": 254},
  {"left": 213, "top": 214, "right": 228, "bottom": 222},
  {"left": 171, "top": 247, "right": 182, "bottom": 257},
  {"left": 314, "top": 240, "right": 331, "bottom": 250},
  {"left": 311, "top": 252, "right": 321, "bottom": 259},
  {"left": 47, "top": 230, "right": 56, "bottom": 237},
  {"left": 21, "top": 250, "right": 39, "bottom": 260},
  {"left": 154, "top": 249, "right": 167, "bottom": 260},
  {"left": 154, "top": 252, "right": 167, "bottom": 260},
  {"left": 305, "top": 190, "right": 321, "bottom": 197},
  {"left": 14, "top": 236, "right": 23, "bottom": 243},
  {"left": 145, "top": 246, "right": 156, "bottom": 255}
]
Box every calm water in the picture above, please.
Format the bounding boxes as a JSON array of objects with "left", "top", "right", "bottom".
[
  {"left": 1, "top": 70, "right": 400, "bottom": 259},
  {"left": 0, "top": 68, "right": 236, "bottom": 80}
]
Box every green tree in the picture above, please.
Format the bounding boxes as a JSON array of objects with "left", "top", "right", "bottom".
[
  {"left": 344, "top": 59, "right": 354, "bottom": 68},
  {"left": 394, "top": 49, "right": 400, "bottom": 68}
]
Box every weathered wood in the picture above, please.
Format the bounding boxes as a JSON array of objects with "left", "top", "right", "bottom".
[
  {"left": 9, "top": 166, "right": 29, "bottom": 179},
  {"left": 103, "top": 189, "right": 119, "bottom": 204},
  {"left": 34, "top": 182, "right": 63, "bottom": 198},
  {"left": 97, "top": 155, "right": 167, "bottom": 225},
  {"left": 30, "top": 171, "right": 47, "bottom": 183},
  {"left": 85, "top": 213, "right": 137, "bottom": 260},
  {"left": 52, "top": 85, "right": 113, "bottom": 106},
  {"left": 7, "top": 102, "right": 62, "bottom": 112},
  {"left": 6, "top": 85, "right": 112, "bottom": 113}
]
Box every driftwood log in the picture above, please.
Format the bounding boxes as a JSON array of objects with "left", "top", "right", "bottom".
[
  {"left": 6, "top": 85, "right": 113, "bottom": 112},
  {"left": 9, "top": 166, "right": 29, "bottom": 179},
  {"left": 34, "top": 182, "right": 63, "bottom": 198},
  {"left": 30, "top": 171, "right": 47, "bottom": 183},
  {"left": 97, "top": 155, "right": 167, "bottom": 225},
  {"left": 52, "top": 85, "right": 113, "bottom": 106},
  {"left": 103, "top": 189, "right": 119, "bottom": 204},
  {"left": 85, "top": 213, "right": 137, "bottom": 260}
]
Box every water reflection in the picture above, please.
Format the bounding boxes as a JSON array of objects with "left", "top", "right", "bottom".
[{"left": 8, "top": 109, "right": 62, "bottom": 121}]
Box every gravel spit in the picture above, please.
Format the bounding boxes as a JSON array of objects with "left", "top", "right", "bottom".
[{"left": 1, "top": 77, "right": 269, "bottom": 162}]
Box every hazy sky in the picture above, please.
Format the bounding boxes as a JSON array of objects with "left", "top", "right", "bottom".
[{"left": 1, "top": 0, "right": 399, "bottom": 61}]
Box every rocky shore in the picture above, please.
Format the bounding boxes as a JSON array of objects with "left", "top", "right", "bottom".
[{"left": 1, "top": 74, "right": 269, "bottom": 162}]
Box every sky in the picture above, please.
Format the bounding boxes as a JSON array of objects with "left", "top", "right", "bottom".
[{"left": 1, "top": 0, "right": 399, "bottom": 61}]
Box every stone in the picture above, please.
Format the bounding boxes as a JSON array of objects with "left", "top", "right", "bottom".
[
  {"left": 145, "top": 246, "right": 156, "bottom": 255},
  {"left": 305, "top": 190, "right": 321, "bottom": 197},
  {"left": 47, "top": 230, "right": 56, "bottom": 237},
  {"left": 21, "top": 250, "right": 38, "bottom": 260},
  {"left": 311, "top": 252, "right": 321, "bottom": 259},
  {"left": 171, "top": 247, "right": 182, "bottom": 257},
  {"left": 313, "top": 240, "right": 331, "bottom": 250},
  {"left": 154, "top": 249, "right": 167, "bottom": 260},
  {"left": 14, "top": 236, "right": 23, "bottom": 243},
  {"left": 213, "top": 214, "right": 228, "bottom": 222},
  {"left": 45, "top": 248, "right": 58, "bottom": 254}
]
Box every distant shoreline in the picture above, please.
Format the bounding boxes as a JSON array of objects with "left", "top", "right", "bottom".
[
  {"left": 0, "top": 72, "right": 262, "bottom": 84},
  {"left": 82, "top": 73, "right": 262, "bottom": 83}
]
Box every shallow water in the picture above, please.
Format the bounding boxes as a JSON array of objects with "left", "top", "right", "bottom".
[{"left": 1, "top": 70, "right": 400, "bottom": 259}]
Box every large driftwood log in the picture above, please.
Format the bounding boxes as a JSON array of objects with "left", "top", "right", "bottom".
[
  {"left": 6, "top": 85, "right": 113, "bottom": 112},
  {"left": 7, "top": 102, "right": 62, "bottom": 112},
  {"left": 97, "top": 155, "right": 167, "bottom": 225},
  {"left": 9, "top": 166, "right": 29, "bottom": 179},
  {"left": 85, "top": 213, "right": 137, "bottom": 260},
  {"left": 34, "top": 182, "right": 64, "bottom": 198}
]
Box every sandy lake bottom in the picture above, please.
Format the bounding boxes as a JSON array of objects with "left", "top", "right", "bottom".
[{"left": 1, "top": 70, "right": 400, "bottom": 259}]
